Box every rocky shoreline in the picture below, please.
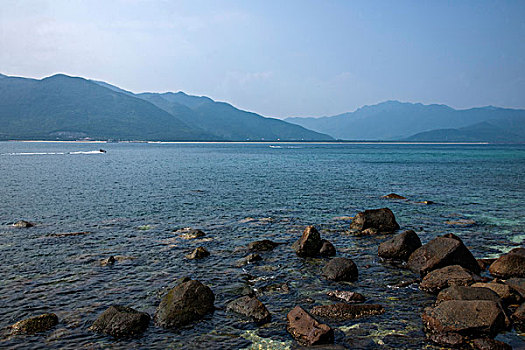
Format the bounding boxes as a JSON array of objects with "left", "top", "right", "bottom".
[{"left": 4, "top": 201, "right": 525, "bottom": 349}]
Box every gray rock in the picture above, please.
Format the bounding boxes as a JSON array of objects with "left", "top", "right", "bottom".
[
  {"left": 322, "top": 257, "right": 358, "bottom": 282},
  {"left": 226, "top": 295, "right": 271, "bottom": 324},
  {"left": 11, "top": 313, "right": 58, "bottom": 334},
  {"left": 378, "top": 230, "right": 422, "bottom": 261},
  {"left": 349, "top": 208, "right": 400, "bottom": 233},
  {"left": 89, "top": 305, "right": 150, "bottom": 337},
  {"left": 286, "top": 306, "right": 334, "bottom": 346}
]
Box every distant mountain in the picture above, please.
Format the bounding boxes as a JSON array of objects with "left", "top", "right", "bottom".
[
  {"left": 0, "top": 73, "right": 332, "bottom": 141},
  {"left": 285, "top": 101, "right": 525, "bottom": 142}
]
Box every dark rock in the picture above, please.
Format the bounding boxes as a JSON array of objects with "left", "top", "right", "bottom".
[
  {"left": 185, "top": 246, "right": 210, "bottom": 260},
  {"left": 421, "top": 300, "right": 507, "bottom": 346},
  {"left": 100, "top": 256, "right": 116, "bottom": 266},
  {"left": 420, "top": 265, "right": 479, "bottom": 294},
  {"left": 511, "top": 303, "right": 525, "bottom": 332},
  {"left": 293, "top": 226, "right": 323, "bottom": 257},
  {"left": 286, "top": 306, "right": 334, "bottom": 346},
  {"left": 235, "top": 253, "right": 263, "bottom": 267},
  {"left": 154, "top": 279, "right": 214, "bottom": 329},
  {"left": 319, "top": 240, "right": 336, "bottom": 257},
  {"left": 247, "top": 240, "right": 280, "bottom": 252},
  {"left": 489, "top": 249, "right": 525, "bottom": 278},
  {"left": 471, "top": 281, "right": 523, "bottom": 305},
  {"left": 11, "top": 313, "right": 58, "bottom": 334},
  {"left": 89, "top": 305, "right": 150, "bottom": 337},
  {"left": 310, "top": 303, "right": 384, "bottom": 321},
  {"left": 226, "top": 295, "right": 271, "bottom": 324},
  {"left": 349, "top": 208, "right": 400, "bottom": 233},
  {"left": 478, "top": 259, "right": 497, "bottom": 271},
  {"left": 322, "top": 257, "right": 358, "bottom": 282},
  {"left": 436, "top": 286, "right": 501, "bottom": 305},
  {"left": 13, "top": 220, "right": 34, "bottom": 228},
  {"left": 470, "top": 338, "right": 513, "bottom": 350},
  {"left": 382, "top": 193, "right": 406, "bottom": 200},
  {"left": 326, "top": 290, "right": 366, "bottom": 303},
  {"left": 503, "top": 277, "right": 525, "bottom": 298},
  {"left": 407, "top": 235, "right": 481, "bottom": 276},
  {"left": 175, "top": 227, "right": 205, "bottom": 239},
  {"left": 378, "top": 230, "right": 422, "bottom": 261}
]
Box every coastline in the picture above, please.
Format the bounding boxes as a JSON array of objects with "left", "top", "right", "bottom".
[{"left": 8, "top": 140, "right": 493, "bottom": 145}]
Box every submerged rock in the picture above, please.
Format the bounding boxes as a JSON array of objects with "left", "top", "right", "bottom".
[
  {"left": 326, "top": 290, "right": 366, "bottom": 303},
  {"left": 235, "top": 253, "right": 263, "bottom": 267},
  {"left": 13, "top": 220, "right": 34, "bottom": 228},
  {"left": 175, "top": 227, "right": 206, "bottom": 239},
  {"left": 258, "top": 282, "right": 290, "bottom": 295},
  {"left": 436, "top": 286, "right": 501, "bottom": 305},
  {"left": 11, "top": 313, "right": 58, "bottom": 334},
  {"left": 226, "top": 295, "right": 271, "bottom": 324},
  {"left": 471, "top": 281, "right": 523, "bottom": 305},
  {"left": 419, "top": 265, "right": 479, "bottom": 294},
  {"left": 89, "top": 305, "right": 150, "bottom": 337},
  {"left": 100, "top": 256, "right": 116, "bottom": 266},
  {"left": 319, "top": 240, "right": 336, "bottom": 257},
  {"left": 349, "top": 208, "right": 400, "bottom": 233},
  {"left": 154, "top": 279, "right": 214, "bottom": 329},
  {"left": 185, "top": 246, "right": 210, "bottom": 260},
  {"left": 286, "top": 306, "right": 334, "bottom": 346},
  {"left": 382, "top": 193, "right": 406, "bottom": 200},
  {"left": 310, "top": 303, "right": 384, "bottom": 321},
  {"left": 292, "top": 226, "right": 323, "bottom": 257},
  {"left": 247, "top": 240, "right": 280, "bottom": 252},
  {"left": 378, "top": 230, "right": 422, "bottom": 261},
  {"left": 322, "top": 257, "right": 358, "bottom": 282},
  {"left": 407, "top": 234, "right": 480, "bottom": 276},
  {"left": 421, "top": 300, "right": 507, "bottom": 347},
  {"left": 489, "top": 248, "right": 525, "bottom": 279},
  {"left": 445, "top": 219, "right": 477, "bottom": 227}
]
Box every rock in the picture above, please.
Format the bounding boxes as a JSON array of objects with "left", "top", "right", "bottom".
[
  {"left": 511, "top": 303, "right": 525, "bottom": 332},
  {"left": 235, "top": 253, "right": 263, "bottom": 267},
  {"left": 319, "top": 240, "right": 336, "bottom": 257},
  {"left": 175, "top": 227, "right": 205, "bottom": 239},
  {"left": 89, "top": 305, "right": 150, "bottom": 337},
  {"left": 378, "top": 230, "right": 422, "bottom": 261},
  {"left": 185, "top": 246, "right": 210, "bottom": 260},
  {"left": 293, "top": 226, "right": 323, "bottom": 257},
  {"left": 326, "top": 290, "right": 366, "bottom": 303},
  {"left": 420, "top": 265, "right": 479, "bottom": 294},
  {"left": 258, "top": 282, "right": 290, "bottom": 295},
  {"left": 436, "top": 286, "right": 501, "bottom": 305},
  {"left": 322, "top": 257, "right": 358, "bottom": 282},
  {"left": 470, "top": 338, "right": 512, "bottom": 350},
  {"left": 100, "top": 256, "right": 116, "bottom": 266},
  {"left": 13, "top": 220, "right": 34, "bottom": 228},
  {"left": 226, "top": 295, "right": 271, "bottom": 324},
  {"left": 359, "top": 227, "right": 379, "bottom": 235},
  {"left": 154, "top": 279, "right": 215, "bottom": 329},
  {"left": 382, "top": 193, "right": 406, "bottom": 200},
  {"left": 421, "top": 300, "right": 507, "bottom": 347},
  {"left": 478, "top": 259, "right": 497, "bottom": 271},
  {"left": 349, "top": 208, "right": 400, "bottom": 233},
  {"left": 471, "top": 281, "right": 523, "bottom": 305},
  {"left": 310, "top": 303, "right": 384, "bottom": 321},
  {"left": 11, "top": 313, "right": 58, "bottom": 334},
  {"left": 286, "top": 306, "right": 334, "bottom": 346},
  {"left": 407, "top": 234, "right": 480, "bottom": 276},
  {"left": 445, "top": 219, "right": 477, "bottom": 227},
  {"left": 503, "top": 277, "right": 525, "bottom": 298},
  {"left": 247, "top": 240, "right": 280, "bottom": 252},
  {"left": 489, "top": 249, "right": 525, "bottom": 278}
]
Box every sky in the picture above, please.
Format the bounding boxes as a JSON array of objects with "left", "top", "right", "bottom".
[{"left": 1, "top": 0, "right": 524, "bottom": 118}]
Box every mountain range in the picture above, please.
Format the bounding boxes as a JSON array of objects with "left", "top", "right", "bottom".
[
  {"left": 0, "top": 73, "right": 332, "bottom": 141},
  {"left": 285, "top": 101, "right": 525, "bottom": 142}
]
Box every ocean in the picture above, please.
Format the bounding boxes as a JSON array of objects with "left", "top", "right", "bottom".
[{"left": 1, "top": 141, "right": 524, "bottom": 349}]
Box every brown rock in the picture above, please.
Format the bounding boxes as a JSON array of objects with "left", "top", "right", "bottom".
[
  {"left": 471, "top": 281, "right": 523, "bottom": 305},
  {"left": 470, "top": 338, "right": 513, "bottom": 350},
  {"left": 11, "top": 313, "right": 58, "bottom": 334},
  {"left": 89, "top": 305, "right": 150, "bottom": 337},
  {"left": 503, "top": 277, "right": 525, "bottom": 298},
  {"left": 489, "top": 249, "right": 525, "bottom": 279},
  {"left": 478, "top": 258, "right": 497, "bottom": 271},
  {"left": 293, "top": 226, "right": 323, "bottom": 257},
  {"left": 378, "top": 230, "right": 422, "bottom": 261},
  {"left": 511, "top": 303, "right": 525, "bottom": 332},
  {"left": 286, "top": 306, "right": 334, "bottom": 346},
  {"left": 407, "top": 235, "right": 480, "bottom": 276},
  {"left": 420, "top": 265, "right": 478, "bottom": 294},
  {"left": 319, "top": 240, "right": 336, "bottom": 257},
  {"left": 349, "top": 208, "right": 400, "bottom": 233},
  {"left": 436, "top": 286, "right": 501, "bottom": 305},
  {"left": 310, "top": 303, "right": 384, "bottom": 321},
  {"left": 326, "top": 290, "right": 366, "bottom": 303},
  {"left": 382, "top": 193, "right": 406, "bottom": 200},
  {"left": 185, "top": 246, "right": 210, "bottom": 260},
  {"left": 226, "top": 295, "right": 271, "bottom": 324},
  {"left": 322, "top": 257, "right": 358, "bottom": 282}
]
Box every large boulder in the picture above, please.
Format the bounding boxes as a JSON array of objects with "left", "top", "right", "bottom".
[
  {"left": 322, "top": 257, "right": 358, "bottom": 282},
  {"left": 247, "top": 240, "right": 280, "bottom": 252},
  {"left": 419, "top": 265, "right": 479, "bottom": 294},
  {"left": 310, "top": 303, "right": 384, "bottom": 321},
  {"left": 292, "top": 226, "right": 323, "bottom": 257},
  {"left": 185, "top": 247, "right": 210, "bottom": 260},
  {"left": 421, "top": 300, "right": 507, "bottom": 347},
  {"left": 226, "top": 295, "right": 271, "bottom": 324},
  {"left": 378, "top": 230, "right": 422, "bottom": 261},
  {"left": 349, "top": 208, "right": 400, "bottom": 233},
  {"left": 489, "top": 248, "right": 525, "bottom": 279},
  {"left": 89, "top": 305, "right": 150, "bottom": 337},
  {"left": 511, "top": 303, "right": 525, "bottom": 332},
  {"left": 286, "top": 306, "right": 334, "bottom": 346},
  {"left": 407, "top": 234, "right": 480, "bottom": 276},
  {"left": 10, "top": 313, "right": 58, "bottom": 334},
  {"left": 471, "top": 281, "right": 523, "bottom": 305},
  {"left": 154, "top": 279, "right": 215, "bottom": 329},
  {"left": 436, "top": 286, "right": 501, "bottom": 305}
]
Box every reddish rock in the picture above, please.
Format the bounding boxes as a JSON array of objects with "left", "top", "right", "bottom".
[
  {"left": 419, "top": 265, "right": 478, "bottom": 294},
  {"left": 349, "top": 208, "right": 400, "bottom": 233},
  {"left": 436, "top": 286, "right": 501, "bottom": 305},
  {"left": 286, "top": 306, "right": 334, "bottom": 346},
  {"left": 470, "top": 338, "right": 512, "bottom": 350},
  {"left": 489, "top": 249, "right": 525, "bottom": 279},
  {"left": 310, "top": 303, "right": 384, "bottom": 321}
]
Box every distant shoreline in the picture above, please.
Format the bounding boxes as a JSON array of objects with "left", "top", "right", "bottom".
[{"left": 3, "top": 140, "right": 494, "bottom": 145}]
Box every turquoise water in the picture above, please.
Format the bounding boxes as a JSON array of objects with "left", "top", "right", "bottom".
[{"left": 0, "top": 142, "right": 524, "bottom": 349}]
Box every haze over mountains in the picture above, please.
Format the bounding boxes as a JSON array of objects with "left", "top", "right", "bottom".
[
  {"left": 0, "top": 73, "right": 523, "bottom": 143},
  {"left": 0, "top": 73, "right": 332, "bottom": 141}
]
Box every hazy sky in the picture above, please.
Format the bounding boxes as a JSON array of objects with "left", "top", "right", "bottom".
[{"left": 1, "top": 0, "right": 524, "bottom": 117}]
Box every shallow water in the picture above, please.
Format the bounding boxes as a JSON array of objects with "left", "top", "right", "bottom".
[{"left": 0, "top": 142, "right": 524, "bottom": 349}]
